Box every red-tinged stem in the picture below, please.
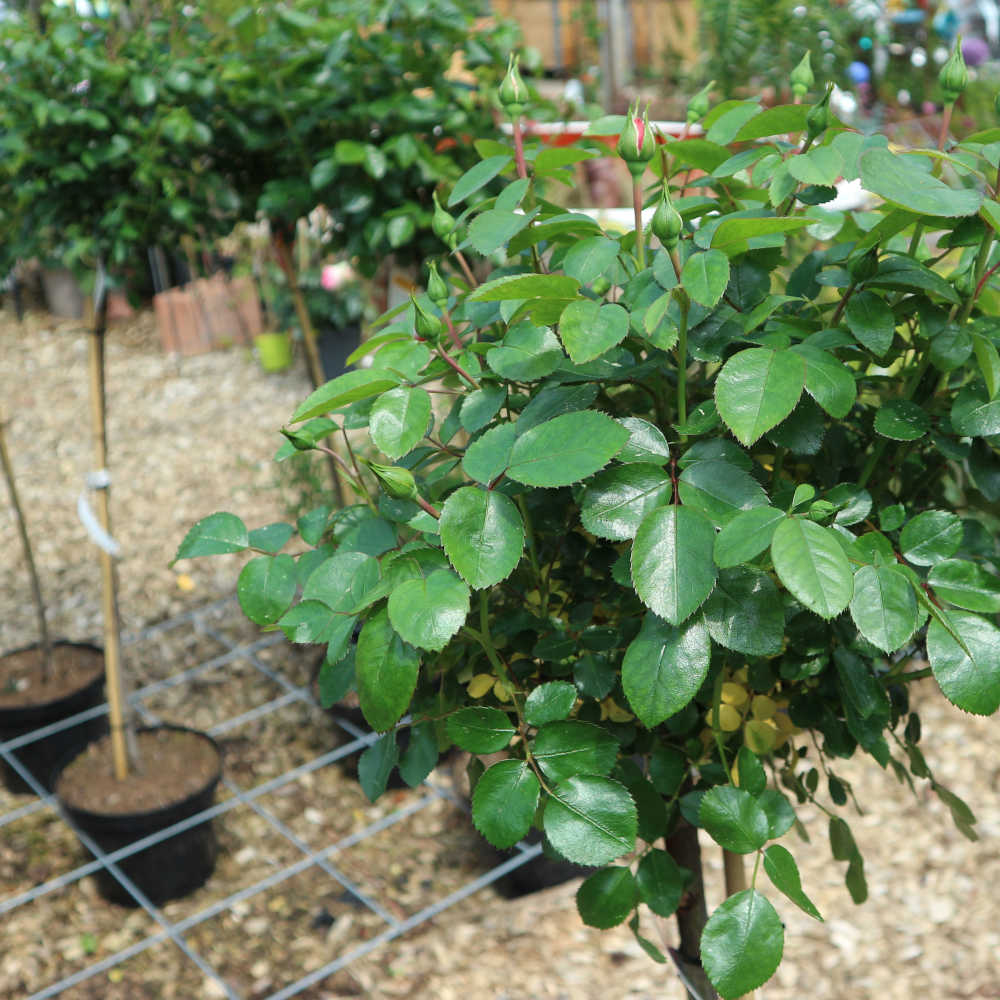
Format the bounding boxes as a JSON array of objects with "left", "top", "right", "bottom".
[
  {"left": 437, "top": 346, "right": 479, "bottom": 388},
  {"left": 442, "top": 310, "right": 463, "bottom": 351},
  {"left": 512, "top": 114, "right": 528, "bottom": 180},
  {"left": 454, "top": 250, "right": 477, "bottom": 288},
  {"left": 938, "top": 103, "right": 954, "bottom": 152},
  {"left": 415, "top": 494, "right": 440, "bottom": 519},
  {"left": 633, "top": 179, "right": 646, "bottom": 270},
  {"left": 974, "top": 260, "right": 1000, "bottom": 302}
]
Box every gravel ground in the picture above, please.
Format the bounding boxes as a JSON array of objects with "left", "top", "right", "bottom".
[{"left": 2, "top": 307, "right": 1000, "bottom": 999}]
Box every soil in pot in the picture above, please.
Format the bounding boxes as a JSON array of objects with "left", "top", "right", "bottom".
[
  {"left": 0, "top": 642, "right": 106, "bottom": 793},
  {"left": 55, "top": 726, "right": 222, "bottom": 906}
]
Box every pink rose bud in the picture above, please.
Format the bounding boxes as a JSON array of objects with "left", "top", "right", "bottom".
[{"left": 321, "top": 262, "right": 353, "bottom": 291}]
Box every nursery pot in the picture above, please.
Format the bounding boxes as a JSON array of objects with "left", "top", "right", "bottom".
[
  {"left": 54, "top": 725, "right": 222, "bottom": 906},
  {"left": 317, "top": 322, "right": 361, "bottom": 381},
  {"left": 254, "top": 331, "right": 293, "bottom": 372},
  {"left": 0, "top": 641, "right": 106, "bottom": 793}
]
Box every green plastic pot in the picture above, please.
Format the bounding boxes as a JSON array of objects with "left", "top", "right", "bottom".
[{"left": 254, "top": 332, "right": 293, "bottom": 372}]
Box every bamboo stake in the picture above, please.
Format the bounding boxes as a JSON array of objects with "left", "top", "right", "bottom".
[
  {"left": 87, "top": 291, "right": 129, "bottom": 781},
  {"left": 722, "top": 849, "right": 754, "bottom": 1000},
  {"left": 0, "top": 413, "right": 52, "bottom": 680}
]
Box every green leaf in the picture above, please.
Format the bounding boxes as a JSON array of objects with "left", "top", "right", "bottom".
[
  {"left": 486, "top": 323, "right": 563, "bottom": 381},
  {"left": 928, "top": 559, "right": 1000, "bottom": 612},
  {"left": 387, "top": 569, "right": 470, "bottom": 651},
  {"left": 616, "top": 417, "right": 671, "bottom": 464},
  {"left": 463, "top": 422, "right": 517, "bottom": 485},
  {"left": 470, "top": 273, "right": 580, "bottom": 302},
  {"left": 580, "top": 464, "right": 673, "bottom": 541},
  {"left": 471, "top": 759, "right": 540, "bottom": 848},
  {"left": 448, "top": 155, "right": 511, "bottom": 206},
  {"left": 563, "top": 236, "right": 621, "bottom": 284},
  {"left": 293, "top": 369, "right": 400, "bottom": 422},
  {"left": 734, "top": 103, "right": 806, "bottom": 139},
  {"left": 635, "top": 848, "right": 685, "bottom": 918},
  {"left": 369, "top": 386, "right": 432, "bottom": 460},
  {"left": 899, "top": 509, "right": 963, "bottom": 566},
  {"left": 559, "top": 300, "right": 629, "bottom": 364},
  {"left": 702, "top": 889, "right": 784, "bottom": 998},
  {"left": 576, "top": 867, "right": 638, "bottom": 929},
  {"left": 468, "top": 209, "right": 534, "bottom": 255},
  {"left": 763, "top": 845, "right": 823, "bottom": 920},
  {"left": 710, "top": 216, "right": 812, "bottom": 255},
  {"left": 790, "top": 344, "right": 857, "bottom": 419},
  {"left": 517, "top": 383, "right": 599, "bottom": 434},
  {"left": 787, "top": 146, "right": 843, "bottom": 186},
  {"left": 952, "top": 383, "right": 1000, "bottom": 436},
  {"left": 439, "top": 487, "right": 524, "bottom": 589},
  {"left": 758, "top": 789, "right": 796, "bottom": 839},
  {"left": 845, "top": 291, "right": 895, "bottom": 356},
  {"left": 849, "top": 565, "right": 920, "bottom": 652},
  {"left": 533, "top": 721, "right": 619, "bottom": 784},
  {"left": 543, "top": 775, "right": 637, "bottom": 866},
  {"left": 398, "top": 723, "right": 438, "bottom": 787},
  {"left": 386, "top": 214, "right": 415, "bottom": 249},
  {"left": 358, "top": 733, "right": 398, "bottom": 802},
  {"left": 715, "top": 348, "right": 805, "bottom": 446},
  {"left": 237, "top": 555, "right": 297, "bottom": 625},
  {"left": 631, "top": 505, "right": 718, "bottom": 624},
  {"left": 682, "top": 250, "right": 731, "bottom": 308},
  {"left": 702, "top": 566, "right": 784, "bottom": 656},
  {"left": 860, "top": 148, "right": 983, "bottom": 217},
  {"left": 506, "top": 411, "right": 629, "bottom": 487},
  {"left": 622, "top": 615, "right": 711, "bottom": 727},
  {"left": 698, "top": 786, "right": 770, "bottom": 854},
  {"left": 677, "top": 460, "right": 770, "bottom": 527},
  {"left": 278, "top": 602, "right": 354, "bottom": 653},
  {"left": 303, "top": 550, "right": 380, "bottom": 613},
  {"left": 926, "top": 610, "right": 1000, "bottom": 715},
  {"left": 447, "top": 706, "right": 516, "bottom": 753},
  {"left": 130, "top": 75, "right": 157, "bottom": 106},
  {"left": 174, "top": 512, "right": 248, "bottom": 560},
  {"left": 714, "top": 506, "right": 785, "bottom": 567},
  {"left": 874, "top": 399, "right": 930, "bottom": 440},
  {"left": 317, "top": 651, "right": 354, "bottom": 707},
  {"left": 972, "top": 332, "right": 1000, "bottom": 400},
  {"left": 459, "top": 384, "right": 506, "bottom": 433},
  {"left": 355, "top": 608, "right": 420, "bottom": 732},
  {"left": 771, "top": 518, "right": 853, "bottom": 619},
  {"left": 247, "top": 523, "right": 294, "bottom": 554},
  {"left": 524, "top": 681, "right": 578, "bottom": 728},
  {"left": 297, "top": 506, "right": 332, "bottom": 547}
]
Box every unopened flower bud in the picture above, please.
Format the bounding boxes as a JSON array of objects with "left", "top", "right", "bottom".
[
  {"left": 427, "top": 261, "right": 449, "bottom": 309},
  {"left": 617, "top": 100, "right": 655, "bottom": 178},
  {"left": 939, "top": 37, "right": 969, "bottom": 104},
  {"left": 412, "top": 295, "right": 443, "bottom": 342},
  {"left": 498, "top": 52, "right": 528, "bottom": 118},
  {"left": 686, "top": 81, "right": 714, "bottom": 125},
  {"left": 651, "top": 186, "right": 682, "bottom": 250},
  {"left": 806, "top": 84, "right": 834, "bottom": 142},
  {"left": 790, "top": 53, "right": 814, "bottom": 99},
  {"left": 280, "top": 428, "right": 315, "bottom": 452},
  {"left": 368, "top": 462, "right": 419, "bottom": 501},
  {"left": 848, "top": 248, "right": 879, "bottom": 284},
  {"left": 432, "top": 191, "right": 458, "bottom": 249}
]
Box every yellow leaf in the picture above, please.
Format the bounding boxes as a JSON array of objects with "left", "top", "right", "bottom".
[
  {"left": 751, "top": 695, "right": 777, "bottom": 720},
  {"left": 707, "top": 704, "right": 743, "bottom": 732},
  {"left": 602, "top": 698, "right": 634, "bottom": 722},
  {"left": 745, "top": 719, "right": 778, "bottom": 753},
  {"left": 108, "top": 970, "right": 124, "bottom": 984},
  {"left": 467, "top": 673, "right": 495, "bottom": 698},
  {"left": 493, "top": 679, "right": 512, "bottom": 701},
  {"left": 721, "top": 682, "right": 749, "bottom": 707},
  {"left": 175, "top": 573, "right": 196, "bottom": 592}
]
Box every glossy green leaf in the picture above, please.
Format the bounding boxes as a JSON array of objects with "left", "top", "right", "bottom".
[
  {"left": 516, "top": 383, "right": 599, "bottom": 434},
  {"left": 369, "top": 386, "right": 432, "bottom": 460},
  {"left": 439, "top": 486, "right": 524, "bottom": 589},
  {"left": 926, "top": 610, "right": 1000, "bottom": 715},
  {"left": 303, "top": 550, "right": 380, "bottom": 612},
  {"left": 763, "top": 845, "right": 823, "bottom": 920},
  {"left": 682, "top": 249, "right": 731, "bottom": 308},
  {"left": 278, "top": 602, "right": 354, "bottom": 653},
  {"left": 928, "top": 559, "right": 1000, "bottom": 612},
  {"left": 677, "top": 460, "right": 770, "bottom": 526},
  {"left": 533, "top": 721, "right": 619, "bottom": 784},
  {"left": 174, "top": 512, "right": 248, "bottom": 560},
  {"left": 622, "top": 614, "right": 711, "bottom": 727},
  {"left": 447, "top": 706, "right": 516, "bottom": 753},
  {"left": 463, "top": 422, "right": 517, "bottom": 485},
  {"left": 397, "top": 723, "right": 438, "bottom": 788},
  {"left": 874, "top": 399, "right": 930, "bottom": 440},
  {"left": 355, "top": 608, "right": 420, "bottom": 732},
  {"left": 237, "top": 555, "right": 297, "bottom": 625},
  {"left": 790, "top": 344, "right": 857, "bottom": 419},
  {"left": 951, "top": 383, "right": 1000, "bottom": 436},
  {"left": 758, "top": 789, "right": 796, "bottom": 839},
  {"left": 447, "top": 154, "right": 511, "bottom": 206},
  {"left": 524, "top": 681, "right": 578, "bottom": 727},
  {"left": 702, "top": 566, "right": 784, "bottom": 656},
  {"left": 486, "top": 323, "right": 563, "bottom": 381},
  {"left": 616, "top": 417, "right": 671, "bottom": 464},
  {"left": 715, "top": 348, "right": 806, "bottom": 446},
  {"left": 468, "top": 209, "right": 534, "bottom": 255},
  {"left": 580, "top": 464, "right": 673, "bottom": 540},
  {"left": 471, "top": 758, "right": 540, "bottom": 848},
  {"left": 459, "top": 384, "right": 506, "bottom": 433},
  {"left": 543, "top": 775, "right": 637, "bottom": 866},
  {"left": 845, "top": 290, "right": 895, "bottom": 356},
  {"left": 710, "top": 216, "right": 812, "bottom": 255},
  {"left": 506, "top": 411, "right": 629, "bottom": 487},
  {"left": 788, "top": 145, "right": 843, "bottom": 186},
  {"left": 702, "top": 889, "right": 784, "bottom": 998},
  {"left": 972, "top": 332, "right": 1000, "bottom": 400},
  {"left": 713, "top": 506, "right": 785, "bottom": 567},
  {"left": 735, "top": 747, "right": 767, "bottom": 796},
  {"left": 563, "top": 236, "right": 621, "bottom": 284},
  {"left": 576, "top": 867, "right": 638, "bottom": 929},
  {"left": 358, "top": 733, "right": 398, "bottom": 802},
  {"left": 247, "top": 523, "right": 294, "bottom": 554},
  {"left": 699, "top": 786, "right": 770, "bottom": 854},
  {"left": 849, "top": 565, "right": 920, "bottom": 652},
  {"left": 899, "top": 509, "right": 963, "bottom": 566},
  {"left": 632, "top": 505, "right": 717, "bottom": 624},
  {"left": 860, "top": 148, "right": 983, "bottom": 217},
  {"left": 317, "top": 650, "right": 354, "bottom": 707},
  {"left": 559, "top": 300, "right": 629, "bottom": 364},
  {"left": 470, "top": 272, "right": 580, "bottom": 302},
  {"left": 387, "top": 569, "right": 470, "bottom": 651},
  {"left": 771, "top": 518, "right": 853, "bottom": 619},
  {"left": 635, "top": 848, "right": 685, "bottom": 918}
]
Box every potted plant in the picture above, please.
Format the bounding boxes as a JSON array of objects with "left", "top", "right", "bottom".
[
  {"left": 179, "top": 46, "right": 1000, "bottom": 998},
  {"left": 0, "top": 4, "right": 233, "bottom": 904},
  {"left": 0, "top": 413, "right": 105, "bottom": 793}
]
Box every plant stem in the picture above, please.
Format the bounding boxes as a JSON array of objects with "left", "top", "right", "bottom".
[
  {"left": 512, "top": 114, "right": 528, "bottom": 181},
  {"left": 937, "top": 102, "right": 954, "bottom": 151},
  {"left": 633, "top": 179, "right": 646, "bottom": 271},
  {"left": 0, "top": 415, "right": 51, "bottom": 680},
  {"left": 956, "top": 227, "right": 996, "bottom": 326},
  {"left": 453, "top": 250, "right": 477, "bottom": 288},
  {"left": 676, "top": 294, "right": 690, "bottom": 436},
  {"left": 436, "top": 345, "right": 480, "bottom": 388},
  {"left": 830, "top": 281, "right": 856, "bottom": 327}
]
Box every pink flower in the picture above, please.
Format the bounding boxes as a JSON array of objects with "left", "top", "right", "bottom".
[{"left": 321, "top": 262, "right": 354, "bottom": 292}]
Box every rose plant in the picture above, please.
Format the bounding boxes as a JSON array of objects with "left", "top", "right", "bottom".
[{"left": 178, "top": 47, "right": 1000, "bottom": 998}]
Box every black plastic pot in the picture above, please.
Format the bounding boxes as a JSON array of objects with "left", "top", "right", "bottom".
[
  {"left": 55, "top": 726, "right": 222, "bottom": 907},
  {"left": 0, "top": 641, "right": 106, "bottom": 794},
  {"left": 318, "top": 322, "right": 361, "bottom": 381}
]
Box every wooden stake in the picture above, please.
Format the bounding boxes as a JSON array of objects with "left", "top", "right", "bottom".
[
  {"left": 723, "top": 849, "right": 754, "bottom": 1000},
  {"left": 86, "top": 293, "right": 129, "bottom": 781},
  {"left": 0, "top": 413, "right": 52, "bottom": 679}
]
